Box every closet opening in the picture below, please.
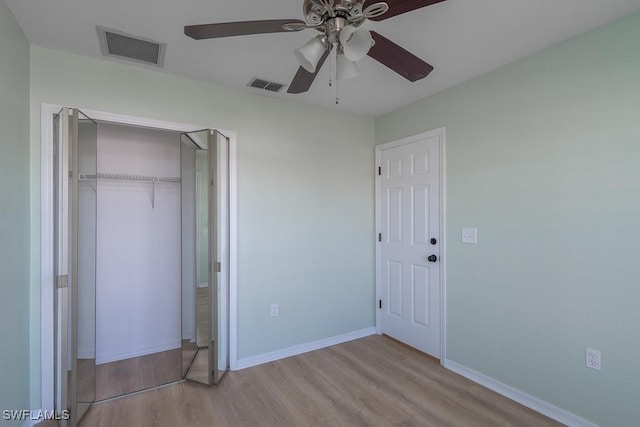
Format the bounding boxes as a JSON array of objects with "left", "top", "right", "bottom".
[{"left": 42, "top": 106, "right": 237, "bottom": 426}]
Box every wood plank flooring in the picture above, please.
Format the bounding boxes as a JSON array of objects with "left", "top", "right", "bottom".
[
  {"left": 71, "top": 335, "right": 561, "bottom": 427},
  {"left": 95, "top": 348, "right": 182, "bottom": 401}
]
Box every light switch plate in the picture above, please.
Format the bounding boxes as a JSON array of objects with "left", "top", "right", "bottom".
[{"left": 461, "top": 227, "right": 478, "bottom": 244}]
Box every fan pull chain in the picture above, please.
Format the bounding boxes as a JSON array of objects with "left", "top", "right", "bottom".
[
  {"left": 328, "top": 49, "right": 333, "bottom": 87},
  {"left": 335, "top": 48, "right": 340, "bottom": 104}
]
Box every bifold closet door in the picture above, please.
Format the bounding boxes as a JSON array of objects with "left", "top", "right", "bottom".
[
  {"left": 53, "top": 108, "right": 97, "bottom": 427},
  {"left": 180, "top": 129, "right": 229, "bottom": 386},
  {"left": 211, "top": 130, "right": 230, "bottom": 385}
]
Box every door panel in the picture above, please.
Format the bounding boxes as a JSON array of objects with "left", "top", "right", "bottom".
[
  {"left": 388, "top": 188, "right": 403, "bottom": 242},
  {"left": 388, "top": 260, "right": 403, "bottom": 317},
  {"left": 380, "top": 135, "right": 441, "bottom": 358},
  {"left": 212, "top": 130, "right": 229, "bottom": 382},
  {"left": 180, "top": 130, "right": 212, "bottom": 385},
  {"left": 412, "top": 264, "right": 430, "bottom": 328},
  {"left": 412, "top": 185, "right": 429, "bottom": 245},
  {"left": 180, "top": 129, "right": 229, "bottom": 386},
  {"left": 53, "top": 108, "right": 70, "bottom": 423},
  {"left": 74, "top": 110, "right": 97, "bottom": 423},
  {"left": 54, "top": 108, "right": 97, "bottom": 426}
]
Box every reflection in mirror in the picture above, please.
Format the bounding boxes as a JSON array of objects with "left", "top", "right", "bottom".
[
  {"left": 181, "top": 131, "right": 212, "bottom": 384},
  {"left": 212, "top": 130, "right": 230, "bottom": 384},
  {"left": 56, "top": 111, "right": 195, "bottom": 425},
  {"left": 181, "top": 129, "right": 230, "bottom": 386},
  {"left": 91, "top": 123, "right": 182, "bottom": 401},
  {"left": 76, "top": 111, "right": 97, "bottom": 422},
  {"left": 53, "top": 108, "right": 71, "bottom": 420},
  {"left": 181, "top": 135, "right": 196, "bottom": 378}
]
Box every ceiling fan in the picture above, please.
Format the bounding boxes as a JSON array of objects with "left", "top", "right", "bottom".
[{"left": 184, "top": 0, "right": 445, "bottom": 94}]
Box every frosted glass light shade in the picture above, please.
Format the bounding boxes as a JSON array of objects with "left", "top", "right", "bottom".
[
  {"left": 294, "top": 36, "right": 327, "bottom": 73},
  {"left": 337, "top": 53, "right": 359, "bottom": 80},
  {"left": 339, "top": 26, "right": 372, "bottom": 61}
]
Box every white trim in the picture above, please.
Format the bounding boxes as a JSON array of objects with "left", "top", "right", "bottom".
[
  {"left": 439, "top": 128, "right": 447, "bottom": 362},
  {"left": 77, "top": 348, "right": 96, "bottom": 359},
  {"left": 39, "top": 103, "right": 239, "bottom": 409},
  {"left": 96, "top": 343, "right": 181, "bottom": 365},
  {"left": 374, "top": 147, "right": 382, "bottom": 335},
  {"left": 443, "top": 359, "right": 599, "bottom": 427},
  {"left": 374, "top": 128, "right": 447, "bottom": 361},
  {"left": 40, "top": 104, "right": 59, "bottom": 411},
  {"left": 228, "top": 133, "right": 238, "bottom": 370},
  {"left": 20, "top": 409, "right": 71, "bottom": 427},
  {"left": 235, "top": 327, "right": 376, "bottom": 370}
]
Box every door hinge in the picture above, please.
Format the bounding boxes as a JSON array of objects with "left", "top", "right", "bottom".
[
  {"left": 378, "top": 166, "right": 382, "bottom": 176},
  {"left": 216, "top": 262, "right": 221, "bottom": 273},
  {"left": 378, "top": 233, "right": 382, "bottom": 242},
  {"left": 378, "top": 299, "right": 382, "bottom": 309}
]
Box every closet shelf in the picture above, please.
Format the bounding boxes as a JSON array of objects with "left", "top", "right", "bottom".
[
  {"left": 78, "top": 173, "right": 180, "bottom": 209},
  {"left": 79, "top": 173, "right": 181, "bottom": 183}
]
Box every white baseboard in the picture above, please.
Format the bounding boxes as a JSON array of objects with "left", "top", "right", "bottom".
[
  {"left": 235, "top": 327, "right": 376, "bottom": 370},
  {"left": 78, "top": 347, "right": 96, "bottom": 359},
  {"left": 22, "top": 416, "right": 38, "bottom": 427},
  {"left": 97, "top": 342, "right": 181, "bottom": 365},
  {"left": 20, "top": 409, "right": 59, "bottom": 427},
  {"left": 443, "top": 359, "right": 599, "bottom": 427}
]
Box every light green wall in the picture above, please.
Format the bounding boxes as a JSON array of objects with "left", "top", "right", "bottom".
[
  {"left": 29, "top": 47, "right": 375, "bottom": 407},
  {"left": 0, "top": 2, "right": 30, "bottom": 424},
  {"left": 376, "top": 12, "right": 640, "bottom": 427}
]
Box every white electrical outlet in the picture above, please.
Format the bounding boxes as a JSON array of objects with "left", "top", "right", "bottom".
[
  {"left": 270, "top": 303, "right": 279, "bottom": 318},
  {"left": 586, "top": 348, "right": 601, "bottom": 371},
  {"left": 461, "top": 227, "right": 478, "bottom": 244}
]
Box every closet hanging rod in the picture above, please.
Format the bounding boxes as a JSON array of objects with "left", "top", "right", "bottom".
[{"left": 79, "top": 173, "right": 181, "bottom": 183}]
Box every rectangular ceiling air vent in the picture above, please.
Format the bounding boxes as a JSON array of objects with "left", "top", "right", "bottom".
[
  {"left": 97, "top": 26, "right": 166, "bottom": 67},
  {"left": 248, "top": 77, "right": 285, "bottom": 93}
]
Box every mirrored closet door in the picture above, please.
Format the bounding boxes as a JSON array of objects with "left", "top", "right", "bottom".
[
  {"left": 180, "top": 129, "right": 229, "bottom": 385},
  {"left": 53, "top": 113, "right": 230, "bottom": 426},
  {"left": 53, "top": 108, "right": 97, "bottom": 427}
]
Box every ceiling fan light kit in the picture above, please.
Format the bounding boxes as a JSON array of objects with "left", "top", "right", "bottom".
[
  {"left": 338, "top": 25, "right": 373, "bottom": 62},
  {"left": 295, "top": 35, "right": 330, "bottom": 73},
  {"left": 336, "top": 50, "right": 360, "bottom": 80},
  {"left": 184, "top": 0, "right": 446, "bottom": 95}
]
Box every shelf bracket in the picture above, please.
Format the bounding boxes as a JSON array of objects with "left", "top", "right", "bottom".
[{"left": 151, "top": 178, "right": 158, "bottom": 209}]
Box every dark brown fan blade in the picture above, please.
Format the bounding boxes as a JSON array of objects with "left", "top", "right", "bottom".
[
  {"left": 185, "top": 19, "right": 306, "bottom": 39},
  {"left": 367, "top": 31, "right": 433, "bottom": 81},
  {"left": 287, "top": 46, "right": 332, "bottom": 94},
  {"left": 364, "top": 0, "right": 446, "bottom": 21}
]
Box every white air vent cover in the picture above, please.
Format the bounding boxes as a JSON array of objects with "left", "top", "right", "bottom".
[
  {"left": 248, "top": 77, "right": 285, "bottom": 93},
  {"left": 97, "top": 26, "right": 166, "bottom": 67}
]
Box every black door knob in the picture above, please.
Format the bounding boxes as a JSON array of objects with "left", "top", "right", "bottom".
[
  {"left": 430, "top": 238, "right": 437, "bottom": 245},
  {"left": 428, "top": 255, "right": 438, "bottom": 262}
]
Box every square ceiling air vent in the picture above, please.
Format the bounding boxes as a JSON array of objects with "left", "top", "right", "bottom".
[
  {"left": 97, "top": 26, "right": 166, "bottom": 67},
  {"left": 248, "top": 77, "right": 285, "bottom": 93}
]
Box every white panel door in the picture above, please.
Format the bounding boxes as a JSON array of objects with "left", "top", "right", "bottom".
[{"left": 379, "top": 135, "right": 441, "bottom": 358}]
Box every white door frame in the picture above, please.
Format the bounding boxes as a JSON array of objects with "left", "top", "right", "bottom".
[
  {"left": 39, "top": 103, "right": 239, "bottom": 410},
  {"left": 374, "top": 127, "right": 447, "bottom": 364}
]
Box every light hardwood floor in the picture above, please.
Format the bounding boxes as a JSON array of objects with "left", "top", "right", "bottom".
[
  {"left": 95, "top": 348, "right": 182, "bottom": 401},
  {"left": 196, "top": 286, "right": 209, "bottom": 347},
  {"left": 42, "top": 336, "right": 561, "bottom": 427},
  {"left": 62, "top": 335, "right": 562, "bottom": 427}
]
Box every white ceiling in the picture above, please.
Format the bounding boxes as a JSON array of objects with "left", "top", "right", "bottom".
[{"left": 7, "top": 0, "right": 640, "bottom": 116}]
